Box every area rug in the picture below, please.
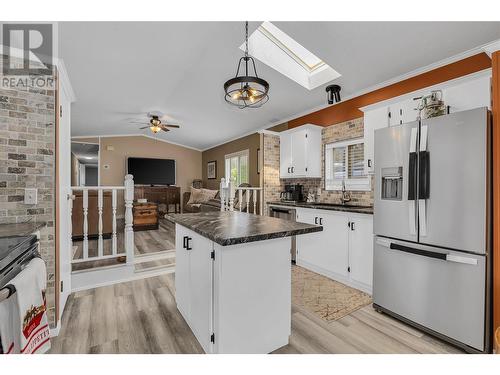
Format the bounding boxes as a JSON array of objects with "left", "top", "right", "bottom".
[{"left": 292, "top": 265, "right": 372, "bottom": 323}]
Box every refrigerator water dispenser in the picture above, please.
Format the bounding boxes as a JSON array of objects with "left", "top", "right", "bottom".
[{"left": 381, "top": 167, "right": 403, "bottom": 200}]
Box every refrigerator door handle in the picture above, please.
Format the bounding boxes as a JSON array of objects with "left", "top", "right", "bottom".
[
  {"left": 408, "top": 127, "right": 418, "bottom": 235},
  {"left": 389, "top": 242, "right": 446, "bottom": 260},
  {"left": 418, "top": 124, "right": 429, "bottom": 237},
  {"left": 446, "top": 254, "right": 478, "bottom": 265},
  {"left": 419, "top": 199, "right": 427, "bottom": 237}
]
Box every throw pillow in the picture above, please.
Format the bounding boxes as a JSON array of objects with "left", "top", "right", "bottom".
[{"left": 187, "top": 187, "right": 205, "bottom": 205}]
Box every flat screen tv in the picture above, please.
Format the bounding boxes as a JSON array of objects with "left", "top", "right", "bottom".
[{"left": 127, "top": 157, "right": 176, "bottom": 185}]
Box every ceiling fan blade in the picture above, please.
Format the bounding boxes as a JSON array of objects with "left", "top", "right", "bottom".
[
  {"left": 139, "top": 126, "right": 150, "bottom": 129},
  {"left": 163, "top": 124, "right": 180, "bottom": 128},
  {"left": 160, "top": 127, "right": 170, "bottom": 132}
]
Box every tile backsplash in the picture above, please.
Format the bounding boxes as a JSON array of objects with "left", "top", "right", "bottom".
[{"left": 281, "top": 117, "right": 374, "bottom": 206}]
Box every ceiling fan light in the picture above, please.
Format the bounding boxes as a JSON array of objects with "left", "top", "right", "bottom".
[{"left": 150, "top": 125, "right": 162, "bottom": 133}]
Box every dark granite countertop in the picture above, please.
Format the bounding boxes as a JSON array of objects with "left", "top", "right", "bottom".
[
  {"left": 0, "top": 221, "right": 46, "bottom": 239},
  {"left": 166, "top": 211, "right": 322, "bottom": 246},
  {"left": 267, "top": 201, "right": 374, "bottom": 215}
]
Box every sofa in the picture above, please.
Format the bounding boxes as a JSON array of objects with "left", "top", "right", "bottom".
[{"left": 183, "top": 183, "right": 254, "bottom": 213}]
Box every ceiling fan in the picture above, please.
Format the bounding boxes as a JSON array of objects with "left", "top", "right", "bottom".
[{"left": 129, "top": 112, "right": 181, "bottom": 134}]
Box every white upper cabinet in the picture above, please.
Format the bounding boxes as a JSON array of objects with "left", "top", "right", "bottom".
[
  {"left": 443, "top": 74, "right": 491, "bottom": 113},
  {"left": 291, "top": 130, "right": 307, "bottom": 176},
  {"left": 279, "top": 132, "right": 293, "bottom": 178},
  {"left": 363, "top": 106, "right": 389, "bottom": 174},
  {"left": 279, "top": 124, "right": 322, "bottom": 178},
  {"left": 361, "top": 72, "right": 491, "bottom": 175}
]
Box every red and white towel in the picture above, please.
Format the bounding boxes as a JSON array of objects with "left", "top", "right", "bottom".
[{"left": 0, "top": 257, "right": 51, "bottom": 354}]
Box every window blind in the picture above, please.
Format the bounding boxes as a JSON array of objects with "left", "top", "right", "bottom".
[{"left": 348, "top": 143, "right": 364, "bottom": 179}]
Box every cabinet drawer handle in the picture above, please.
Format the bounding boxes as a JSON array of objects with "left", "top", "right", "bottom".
[
  {"left": 368, "top": 159, "right": 372, "bottom": 168},
  {"left": 183, "top": 236, "right": 188, "bottom": 249},
  {"left": 291, "top": 166, "right": 294, "bottom": 173},
  {"left": 186, "top": 237, "right": 192, "bottom": 251},
  {"left": 287, "top": 167, "right": 291, "bottom": 174},
  {"left": 314, "top": 217, "right": 318, "bottom": 225},
  {"left": 319, "top": 217, "right": 323, "bottom": 226},
  {"left": 351, "top": 222, "right": 355, "bottom": 231}
]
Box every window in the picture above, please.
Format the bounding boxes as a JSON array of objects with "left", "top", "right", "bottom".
[
  {"left": 243, "top": 22, "right": 341, "bottom": 90},
  {"left": 325, "top": 139, "right": 370, "bottom": 191},
  {"left": 225, "top": 149, "right": 249, "bottom": 187}
]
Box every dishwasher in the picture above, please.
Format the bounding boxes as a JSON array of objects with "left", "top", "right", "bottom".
[{"left": 269, "top": 205, "right": 297, "bottom": 263}]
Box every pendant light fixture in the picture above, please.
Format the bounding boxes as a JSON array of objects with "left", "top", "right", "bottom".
[{"left": 224, "top": 21, "right": 269, "bottom": 109}]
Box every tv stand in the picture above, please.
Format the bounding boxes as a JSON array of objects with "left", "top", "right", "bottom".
[{"left": 134, "top": 185, "right": 181, "bottom": 215}]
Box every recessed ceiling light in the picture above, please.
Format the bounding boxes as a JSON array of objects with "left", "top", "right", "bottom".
[
  {"left": 242, "top": 22, "right": 341, "bottom": 90},
  {"left": 84, "top": 156, "right": 94, "bottom": 160}
]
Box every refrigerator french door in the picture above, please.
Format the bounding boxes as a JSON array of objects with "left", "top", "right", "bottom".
[{"left": 373, "top": 107, "right": 491, "bottom": 352}]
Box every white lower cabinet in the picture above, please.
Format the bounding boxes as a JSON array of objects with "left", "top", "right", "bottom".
[
  {"left": 296, "top": 208, "right": 373, "bottom": 294},
  {"left": 175, "top": 225, "right": 213, "bottom": 351},
  {"left": 175, "top": 224, "right": 292, "bottom": 354}
]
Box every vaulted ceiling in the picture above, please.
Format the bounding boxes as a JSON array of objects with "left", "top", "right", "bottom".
[{"left": 59, "top": 21, "right": 500, "bottom": 150}]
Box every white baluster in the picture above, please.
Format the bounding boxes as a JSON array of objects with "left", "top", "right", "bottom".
[
  {"left": 97, "top": 188, "right": 103, "bottom": 257},
  {"left": 124, "top": 175, "right": 135, "bottom": 264},
  {"left": 239, "top": 189, "right": 243, "bottom": 212},
  {"left": 253, "top": 190, "right": 257, "bottom": 215},
  {"left": 83, "top": 189, "right": 89, "bottom": 260},
  {"left": 112, "top": 189, "right": 117, "bottom": 255},
  {"left": 228, "top": 179, "right": 234, "bottom": 212},
  {"left": 246, "top": 189, "right": 250, "bottom": 213},
  {"left": 220, "top": 178, "right": 226, "bottom": 212}
]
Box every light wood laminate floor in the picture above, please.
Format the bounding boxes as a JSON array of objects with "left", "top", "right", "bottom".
[{"left": 50, "top": 273, "right": 464, "bottom": 354}]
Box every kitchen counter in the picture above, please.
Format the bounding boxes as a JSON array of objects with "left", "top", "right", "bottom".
[
  {"left": 166, "top": 211, "right": 322, "bottom": 246},
  {"left": 0, "top": 221, "right": 46, "bottom": 239},
  {"left": 169, "top": 211, "right": 323, "bottom": 353},
  {"left": 267, "top": 201, "right": 374, "bottom": 215}
]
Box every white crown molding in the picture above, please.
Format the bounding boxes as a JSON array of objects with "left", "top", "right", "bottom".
[
  {"left": 71, "top": 133, "right": 203, "bottom": 152},
  {"left": 482, "top": 39, "right": 500, "bottom": 57}
]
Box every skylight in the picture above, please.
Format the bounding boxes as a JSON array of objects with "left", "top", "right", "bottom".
[{"left": 241, "top": 22, "right": 341, "bottom": 90}]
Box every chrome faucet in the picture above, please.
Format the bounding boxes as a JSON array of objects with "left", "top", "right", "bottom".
[{"left": 340, "top": 180, "right": 351, "bottom": 205}]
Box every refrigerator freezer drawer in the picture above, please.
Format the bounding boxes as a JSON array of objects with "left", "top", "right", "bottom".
[{"left": 373, "top": 237, "right": 486, "bottom": 351}]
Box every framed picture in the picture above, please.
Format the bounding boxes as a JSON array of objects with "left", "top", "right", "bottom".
[
  {"left": 257, "top": 148, "right": 261, "bottom": 175},
  {"left": 207, "top": 160, "right": 217, "bottom": 180}
]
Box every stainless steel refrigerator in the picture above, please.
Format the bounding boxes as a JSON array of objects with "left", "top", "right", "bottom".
[{"left": 373, "top": 107, "right": 491, "bottom": 353}]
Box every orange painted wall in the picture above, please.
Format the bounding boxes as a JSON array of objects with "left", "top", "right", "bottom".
[
  {"left": 492, "top": 50, "right": 500, "bottom": 339},
  {"left": 288, "top": 53, "right": 492, "bottom": 129}
]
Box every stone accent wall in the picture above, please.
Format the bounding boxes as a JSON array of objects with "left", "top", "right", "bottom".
[
  {"left": 0, "top": 67, "right": 56, "bottom": 326},
  {"left": 280, "top": 118, "right": 374, "bottom": 206},
  {"left": 262, "top": 133, "right": 281, "bottom": 214}
]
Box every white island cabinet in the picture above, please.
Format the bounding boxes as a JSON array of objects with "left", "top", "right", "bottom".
[{"left": 171, "top": 211, "right": 321, "bottom": 354}]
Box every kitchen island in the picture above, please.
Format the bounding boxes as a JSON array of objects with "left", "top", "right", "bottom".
[{"left": 166, "top": 211, "right": 322, "bottom": 354}]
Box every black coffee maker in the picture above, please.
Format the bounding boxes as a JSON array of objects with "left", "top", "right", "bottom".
[{"left": 280, "top": 184, "right": 304, "bottom": 202}]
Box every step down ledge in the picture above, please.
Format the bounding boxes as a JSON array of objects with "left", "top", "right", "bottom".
[{"left": 134, "top": 251, "right": 176, "bottom": 264}]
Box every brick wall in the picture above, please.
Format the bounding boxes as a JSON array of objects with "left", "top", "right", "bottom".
[
  {"left": 262, "top": 133, "right": 281, "bottom": 214},
  {"left": 267, "top": 118, "right": 374, "bottom": 211},
  {"left": 0, "top": 67, "right": 57, "bottom": 326}
]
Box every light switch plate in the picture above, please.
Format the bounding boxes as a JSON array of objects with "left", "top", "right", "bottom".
[{"left": 24, "top": 188, "right": 37, "bottom": 204}]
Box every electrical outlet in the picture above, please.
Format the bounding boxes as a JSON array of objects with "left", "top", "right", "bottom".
[{"left": 24, "top": 188, "right": 37, "bottom": 204}]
